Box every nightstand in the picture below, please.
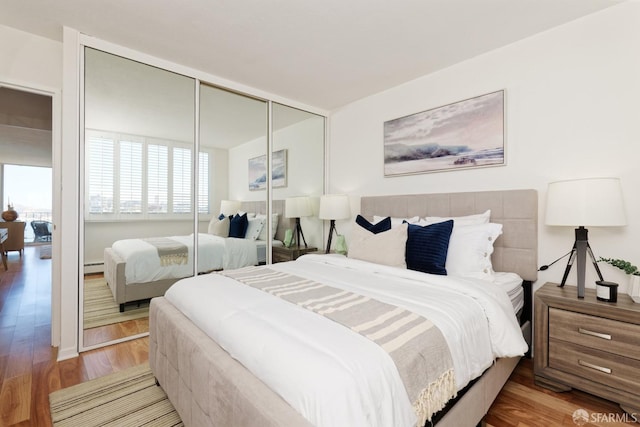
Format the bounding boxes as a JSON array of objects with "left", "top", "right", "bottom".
[
  {"left": 272, "top": 245, "right": 318, "bottom": 263},
  {"left": 534, "top": 282, "right": 640, "bottom": 415}
]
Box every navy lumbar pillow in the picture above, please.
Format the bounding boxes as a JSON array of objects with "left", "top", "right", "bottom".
[
  {"left": 229, "top": 213, "right": 248, "bottom": 238},
  {"left": 355, "top": 215, "right": 391, "bottom": 234},
  {"left": 405, "top": 219, "right": 454, "bottom": 275}
]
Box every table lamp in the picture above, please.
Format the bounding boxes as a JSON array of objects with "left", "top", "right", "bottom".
[
  {"left": 545, "top": 177, "right": 626, "bottom": 298},
  {"left": 318, "top": 194, "right": 350, "bottom": 253},
  {"left": 220, "top": 200, "right": 241, "bottom": 217},
  {"left": 285, "top": 196, "right": 312, "bottom": 248}
]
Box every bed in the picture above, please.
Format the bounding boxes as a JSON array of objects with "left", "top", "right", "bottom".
[
  {"left": 149, "top": 189, "right": 538, "bottom": 427},
  {"left": 104, "top": 199, "right": 293, "bottom": 311}
]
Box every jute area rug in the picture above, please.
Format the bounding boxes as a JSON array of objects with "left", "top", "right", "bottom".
[
  {"left": 49, "top": 362, "right": 183, "bottom": 426},
  {"left": 83, "top": 278, "right": 149, "bottom": 329}
]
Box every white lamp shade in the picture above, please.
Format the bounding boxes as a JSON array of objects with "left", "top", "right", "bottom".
[
  {"left": 285, "top": 196, "right": 312, "bottom": 218},
  {"left": 545, "top": 177, "right": 626, "bottom": 227},
  {"left": 319, "top": 194, "right": 350, "bottom": 220},
  {"left": 220, "top": 200, "right": 241, "bottom": 216}
]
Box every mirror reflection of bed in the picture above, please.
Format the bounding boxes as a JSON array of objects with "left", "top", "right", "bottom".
[{"left": 82, "top": 200, "right": 293, "bottom": 347}]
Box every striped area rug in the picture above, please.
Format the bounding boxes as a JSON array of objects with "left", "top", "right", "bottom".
[
  {"left": 49, "top": 363, "right": 183, "bottom": 427},
  {"left": 83, "top": 278, "right": 149, "bottom": 329}
]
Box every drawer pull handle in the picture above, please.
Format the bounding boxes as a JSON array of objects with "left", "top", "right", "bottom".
[
  {"left": 578, "top": 328, "right": 611, "bottom": 340},
  {"left": 578, "top": 359, "right": 612, "bottom": 374}
]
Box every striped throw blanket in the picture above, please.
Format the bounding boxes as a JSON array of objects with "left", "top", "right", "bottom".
[
  {"left": 220, "top": 266, "right": 456, "bottom": 424},
  {"left": 143, "top": 237, "right": 188, "bottom": 267}
]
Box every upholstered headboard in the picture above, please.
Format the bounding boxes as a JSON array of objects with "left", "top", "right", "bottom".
[
  {"left": 239, "top": 200, "right": 293, "bottom": 242},
  {"left": 360, "top": 189, "right": 538, "bottom": 282}
]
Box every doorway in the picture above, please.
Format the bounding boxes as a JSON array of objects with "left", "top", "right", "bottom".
[{"left": 0, "top": 84, "right": 54, "bottom": 343}]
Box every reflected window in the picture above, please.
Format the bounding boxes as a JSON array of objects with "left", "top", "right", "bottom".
[
  {"left": 198, "top": 152, "right": 210, "bottom": 214},
  {"left": 86, "top": 130, "right": 213, "bottom": 218},
  {"left": 172, "top": 146, "right": 191, "bottom": 214},
  {"left": 148, "top": 144, "right": 168, "bottom": 213},
  {"left": 119, "top": 139, "right": 143, "bottom": 214}
]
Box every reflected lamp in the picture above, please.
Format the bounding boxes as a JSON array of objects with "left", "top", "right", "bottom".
[
  {"left": 545, "top": 177, "right": 626, "bottom": 298},
  {"left": 285, "top": 196, "right": 312, "bottom": 248},
  {"left": 220, "top": 200, "right": 241, "bottom": 217},
  {"left": 318, "top": 194, "right": 351, "bottom": 253}
]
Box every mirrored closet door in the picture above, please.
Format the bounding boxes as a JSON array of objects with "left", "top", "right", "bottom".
[
  {"left": 197, "top": 84, "right": 267, "bottom": 273},
  {"left": 79, "top": 45, "right": 325, "bottom": 352},
  {"left": 82, "top": 47, "right": 196, "bottom": 348},
  {"left": 272, "top": 103, "right": 325, "bottom": 251}
]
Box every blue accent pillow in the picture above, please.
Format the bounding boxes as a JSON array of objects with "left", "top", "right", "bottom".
[
  {"left": 355, "top": 215, "right": 391, "bottom": 234},
  {"left": 405, "top": 219, "right": 454, "bottom": 275},
  {"left": 219, "top": 213, "right": 235, "bottom": 220},
  {"left": 229, "top": 213, "right": 248, "bottom": 238}
]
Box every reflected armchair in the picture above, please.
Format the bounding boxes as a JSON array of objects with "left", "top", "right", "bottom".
[{"left": 31, "top": 221, "right": 52, "bottom": 242}]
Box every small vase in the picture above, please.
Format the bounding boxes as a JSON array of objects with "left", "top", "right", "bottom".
[
  {"left": 1, "top": 205, "right": 18, "bottom": 222},
  {"left": 629, "top": 275, "right": 640, "bottom": 303}
]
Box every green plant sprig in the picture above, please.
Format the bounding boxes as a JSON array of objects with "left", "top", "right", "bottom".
[{"left": 598, "top": 257, "right": 640, "bottom": 276}]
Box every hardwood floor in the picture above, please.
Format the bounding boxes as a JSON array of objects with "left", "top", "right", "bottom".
[
  {"left": 0, "top": 246, "right": 147, "bottom": 427},
  {"left": 0, "top": 246, "right": 636, "bottom": 426},
  {"left": 82, "top": 273, "right": 149, "bottom": 347}
]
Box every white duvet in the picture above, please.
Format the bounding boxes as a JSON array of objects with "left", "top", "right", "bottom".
[
  {"left": 165, "top": 254, "right": 528, "bottom": 427},
  {"left": 111, "top": 233, "right": 257, "bottom": 284}
]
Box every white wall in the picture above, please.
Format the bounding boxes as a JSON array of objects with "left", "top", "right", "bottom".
[
  {"left": 329, "top": 2, "right": 640, "bottom": 293},
  {"left": 0, "top": 24, "right": 64, "bottom": 353},
  {"left": 0, "top": 25, "right": 62, "bottom": 88}
]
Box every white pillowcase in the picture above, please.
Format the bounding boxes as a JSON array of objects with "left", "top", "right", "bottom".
[
  {"left": 238, "top": 211, "right": 257, "bottom": 219},
  {"left": 373, "top": 215, "right": 420, "bottom": 228},
  {"left": 420, "top": 209, "right": 491, "bottom": 227},
  {"left": 244, "top": 217, "right": 265, "bottom": 240},
  {"left": 208, "top": 216, "right": 230, "bottom": 237},
  {"left": 446, "top": 222, "right": 502, "bottom": 279},
  {"left": 256, "top": 213, "right": 279, "bottom": 240},
  {"left": 348, "top": 223, "right": 408, "bottom": 269}
]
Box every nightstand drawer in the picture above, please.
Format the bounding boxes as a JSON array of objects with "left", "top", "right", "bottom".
[
  {"left": 549, "top": 339, "right": 640, "bottom": 396},
  {"left": 549, "top": 307, "right": 640, "bottom": 361}
]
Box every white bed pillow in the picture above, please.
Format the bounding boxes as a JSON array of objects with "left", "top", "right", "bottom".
[
  {"left": 256, "top": 213, "right": 279, "bottom": 240},
  {"left": 348, "top": 223, "right": 408, "bottom": 269},
  {"left": 238, "top": 211, "right": 257, "bottom": 219},
  {"left": 446, "top": 222, "right": 502, "bottom": 279},
  {"left": 373, "top": 215, "right": 420, "bottom": 228},
  {"left": 208, "top": 216, "right": 230, "bottom": 237},
  {"left": 420, "top": 209, "right": 491, "bottom": 227},
  {"left": 244, "top": 217, "right": 265, "bottom": 240}
]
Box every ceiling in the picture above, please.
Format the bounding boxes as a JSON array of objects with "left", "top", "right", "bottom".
[{"left": 0, "top": 0, "right": 625, "bottom": 111}]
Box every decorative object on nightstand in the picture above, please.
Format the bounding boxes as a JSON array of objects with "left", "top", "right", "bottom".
[
  {"left": 534, "top": 282, "right": 640, "bottom": 416},
  {"left": 219, "top": 200, "right": 241, "bottom": 217},
  {"left": 599, "top": 257, "right": 640, "bottom": 303},
  {"left": 319, "top": 194, "right": 350, "bottom": 253},
  {"left": 594, "top": 280, "right": 618, "bottom": 302},
  {"left": 285, "top": 196, "right": 312, "bottom": 248},
  {"left": 1, "top": 203, "right": 18, "bottom": 222},
  {"left": 545, "top": 177, "right": 626, "bottom": 298}
]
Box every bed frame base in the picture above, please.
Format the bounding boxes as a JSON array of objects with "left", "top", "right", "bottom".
[
  {"left": 150, "top": 296, "right": 526, "bottom": 427},
  {"left": 104, "top": 247, "right": 180, "bottom": 308}
]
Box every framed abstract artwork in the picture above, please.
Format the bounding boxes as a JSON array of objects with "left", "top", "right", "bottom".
[
  {"left": 383, "top": 90, "right": 505, "bottom": 176},
  {"left": 248, "top": 149, "right": 288, "bottom": 191}
]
